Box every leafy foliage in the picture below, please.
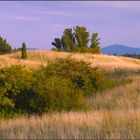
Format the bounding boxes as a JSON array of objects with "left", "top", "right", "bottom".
[
  {"left": 74, "top": 26, "right": 89, "bottom": 48},
  {"left": 51, "top": 38, "right": 62, "bottom": 50},
  {"left": 0, "top": 36, "right": 12, "bottom": 54},
  {"left": 51, "top": 26, "right": 100, "bottom": 53},
  {"left": 89, "top": 33, "right": 100, "bottom": 53},
  {"left": 0, "top": 57, "right": 132, "bottom": 118},
  {"left": 31, "top": 76, "right": 87, "bottom": 113},
  {"left": 0, "top": 58, "right": 107, "bottom": 117},
  {"left": 43, "top": 58, "right": 106, "bottom": 96},
  {"left": 62, "top": 28, "right": 77, "bottom": 52},
  {"left": 0, "top": 65, "right": 32, "bottom": 117}
]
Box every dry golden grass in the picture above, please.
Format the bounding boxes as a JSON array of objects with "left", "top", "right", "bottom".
[
  {"left": 3, "top": 50, "right": 140, "bottom": 71},
  {"left": 1, "top": 109, "right": 140, "bottom": 139},
  {"left": 1, "top": 51, "right": 140, "bottom": 139},
  {"left": 0, "top": 75, "right": 140, "bottom": 139},
  {"left": 88, "top": 75, "right": 140, "bottom": 110}
]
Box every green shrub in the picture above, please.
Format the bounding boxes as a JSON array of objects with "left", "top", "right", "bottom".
[
  {"left": 0, "top": 65, "right": 33, "bottom": 117},
  {"left": 0, "top": 58, "right": 110, "bottom": 117},
  {"left": 30, "top": 76, "right": 87, "bottom": 114},
  {"left": 42, "top": 58, "right": 106, "bottom": 96},
  {"left": 105, "top": 69, "right": 133, "bottom": 89},
  {"left": 0, "top": 60, "right": 91, "bottom": 116}
]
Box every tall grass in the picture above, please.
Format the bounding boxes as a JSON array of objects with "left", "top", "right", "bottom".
[
  {"left": 88, "top": 75, "right": 140, "bottom": 110},
  {"left": 0, "top": 51, "right": 140, "bottom": 139},
  {"left": 1, "top": 110, "right": 140, "bottom": 139},
  {"left": 0, "top": 75, "right": 140, "bottom": 139}
]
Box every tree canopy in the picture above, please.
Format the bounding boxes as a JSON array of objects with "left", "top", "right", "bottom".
[
  {"left": 0, "top": 36, "right": 12, "bottom": 54},
  {"left": 51, "top": 26, "right": 100, "bottom": 53}
]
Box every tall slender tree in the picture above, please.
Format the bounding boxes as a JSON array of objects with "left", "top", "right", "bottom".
[
  {"left": 74, "top": 26, "right": 89, "bottom": 48},
  {"left": 90, "top": 33, "right": 100, "bottom": 48},
  {"left": 21, "top": 42, "right": 27, "bottom": 59},
  {"left": 90, "top": 33, "right": 100, "bottom": 53},
  {"left": 62, "top": 28, "right": 77, "bottom": 52}
]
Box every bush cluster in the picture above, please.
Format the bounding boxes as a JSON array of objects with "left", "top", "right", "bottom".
[
  {"left": 0, "top": 58, "right": 106, "bottom": 118},
  {"left": 43, "top": 58, "right": 106, "bottom": 96}
]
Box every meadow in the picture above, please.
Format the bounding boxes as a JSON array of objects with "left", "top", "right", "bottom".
[
  {"left": 0, "top": 51, "right": 140, "bottom": 139},
  {"left": 2, "top": 50, "right": 140, "bottom": 70}
]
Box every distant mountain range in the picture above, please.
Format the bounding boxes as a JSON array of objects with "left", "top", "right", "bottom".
[{"left": 101, "top": 44, "right": 140, "bottom": 55}]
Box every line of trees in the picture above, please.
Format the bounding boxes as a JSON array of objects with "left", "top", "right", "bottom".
[
  {"left": 51, "top": 26, "right": 100, "bottom": 53},
  {"left": 0, "top": 26, "right": 100, "bottom": 56},
  {"left": 122, "top": 54, "right": 140, "bottom": 59},
  {"left": 0, "top": 36, "right": 28, "bottom": 59}
]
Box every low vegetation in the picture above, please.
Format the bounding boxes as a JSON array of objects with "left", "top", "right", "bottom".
[
  {"left": 0, "top": 52, "right": 139, "bottom": 138},
  {"left": 0, "top": 58, "right": 111, "bottom": 118},
  {"left": 0, "top": 55, "right": 135, "bottom": 119}
]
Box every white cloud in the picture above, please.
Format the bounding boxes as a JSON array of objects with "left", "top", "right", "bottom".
[
  {"left": 13, "top": 16, "right": 39, "bottom": 21},
  {"left": 39, "top": 10, "right": 79, "bottom": 17}
]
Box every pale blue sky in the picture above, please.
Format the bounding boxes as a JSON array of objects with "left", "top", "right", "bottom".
[{"left": 0, "top": 1, "right": 140, "bottom": 50}]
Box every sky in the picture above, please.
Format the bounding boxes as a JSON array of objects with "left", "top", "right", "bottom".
[{"left": 0, "top": 1, "right": 140, "bottom": 50}]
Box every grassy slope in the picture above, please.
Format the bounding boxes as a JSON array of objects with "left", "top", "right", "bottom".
[
  {"left": 2, "top": 50, "right": 140, "bottom": 71},
  {"left": 0, "top": 51, "right": 140, "bottom": 139}
]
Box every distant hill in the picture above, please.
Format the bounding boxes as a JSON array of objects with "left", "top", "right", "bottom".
[
  {"left": 101, "top": 44, "right": 140, "bottom": 55},
  {"left": 27, "top": 48, "right": 38, "bottom": 51}
]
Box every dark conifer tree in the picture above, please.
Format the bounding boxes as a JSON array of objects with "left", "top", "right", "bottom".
[
  {"left": 0, "top": 36, "right": 12, "bottom": 54},
  {"left": 21, "top": 42, "right": 27, "bottom": 59}
]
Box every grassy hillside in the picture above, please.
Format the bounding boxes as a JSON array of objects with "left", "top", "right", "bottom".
[
  {"left": 0, "top": 51, "right": 140, "bottom": 139},
  {"left": 2, "top": 50, "right": 140, "bottom": 71}
]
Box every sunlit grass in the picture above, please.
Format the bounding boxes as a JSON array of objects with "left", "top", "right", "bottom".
[
  {"left": 0, "top": 51, "right": 140, "bottom": 139},
  {"left": 1, "top": 109, "right": 140, "bottom": 139},
  {"left": 4, "top": 50, "right": 140, "bottom": 71},
  {"left": 88, "top": 75, "right": 140, "bottom": 110},
  {"left": 0, "top": 74, "right": 140, "bottom": 139}
]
